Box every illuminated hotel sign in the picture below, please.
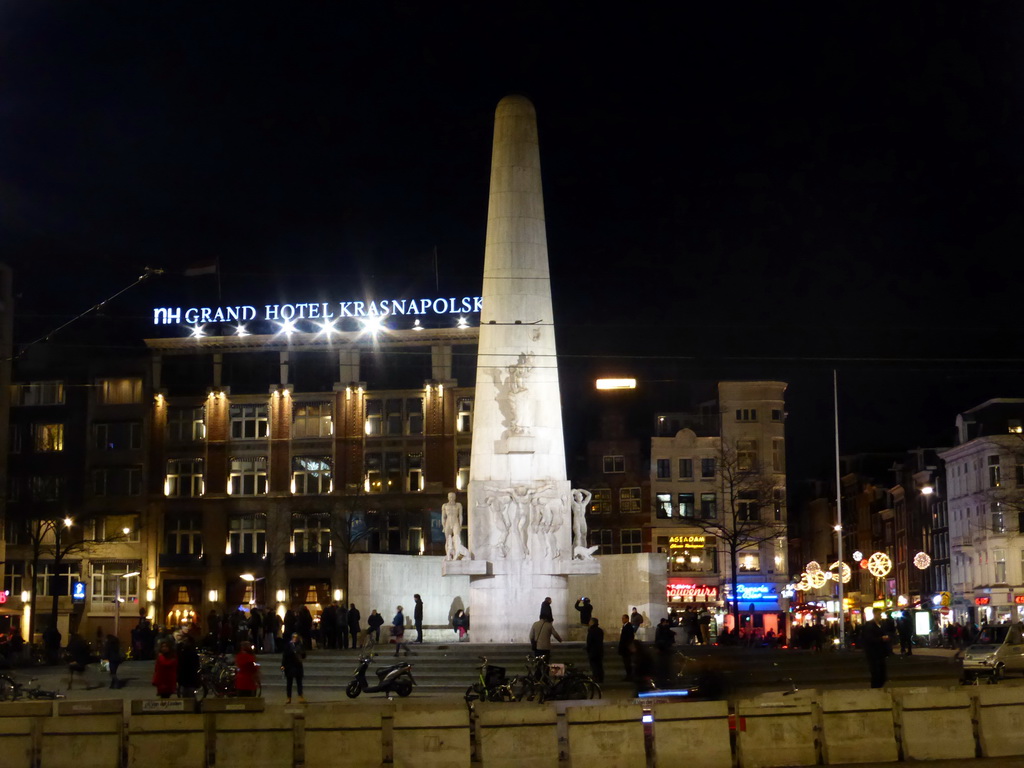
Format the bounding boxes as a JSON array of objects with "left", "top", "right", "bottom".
[
  {"left": 152, "top": 296, "right": 484, "bottom": 326},
  {"left": 667, "top": 581, "right": 718, "bottom": 601},
  {"left": 668, "top": 535, "right": 709, "bottom": 550}
]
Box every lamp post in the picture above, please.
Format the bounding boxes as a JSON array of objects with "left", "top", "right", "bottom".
[
  {"left": 114, "top": 571, "right": 141, "bottom": 639},
  {"left": 833, "top": 370, "right": 845, "bottom": 649}
]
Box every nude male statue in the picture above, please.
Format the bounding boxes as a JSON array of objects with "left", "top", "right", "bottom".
[{"left": 442, "top": 492, "right": 466, "bottom": 560}]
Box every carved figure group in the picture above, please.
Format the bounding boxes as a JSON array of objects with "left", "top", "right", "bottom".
[{"left": 503, "top": 352, "right": 534, "bottom": 436}]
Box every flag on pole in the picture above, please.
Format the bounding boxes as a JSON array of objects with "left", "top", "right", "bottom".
[{"left": 183, "top": 259, "right": 218, "bottom": 277}]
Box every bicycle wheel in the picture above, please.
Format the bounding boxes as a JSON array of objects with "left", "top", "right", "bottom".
[
  {"left": 510, "top": 676, "right": 537, "bottom": 702},
  {"left": 465, "top": 683, "right": 482, "bottom": 703},
  {"left": 0, "top": 675, "right": 18, "bottom": 701},
  {"left": 583, "top": 680, "right": 602, "bottom": 699}
]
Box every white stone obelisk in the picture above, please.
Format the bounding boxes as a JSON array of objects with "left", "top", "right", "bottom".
[{"left": 443, "top": 95, "right": 598, "bottom": 643}]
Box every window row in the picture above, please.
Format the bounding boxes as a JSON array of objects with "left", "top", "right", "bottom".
[
  {"left": 587, "top": 487, "right": 643, "bottom": 514},
  {"left": 589, "top": 528, "right": 643, "bottom": 555},
  {"left": 654, "top": 440, "right": 786, "bottom": 480},
  {"left": 167, "top": 513, "right": 347, "bottom": 557},
  {"left": 3, "top": 561, "right": 142, "bottom": 603},
  {"left": 735, "top": 408, "right": 784, "bottom": 423}
]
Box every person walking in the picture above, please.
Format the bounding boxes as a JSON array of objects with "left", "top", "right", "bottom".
[
  {"left": 862, "top": 612, "right": 892, "bottom": 688},
  {"left": 575, "top": 597, "right": 593, "bottom": 625},
  {"left": 586, "top": 618, "right": 605, "bottom": 683},
  {"left": 897, "top": 614, "right": 914, "bottom": 656},
  {"left": 152, "top": 641, "right": 178, "bottom": 699},
  {"left": 234, "top": 641, "right": 260, "bottom": 697},
  {"left": 413, "top": 594, "right": 424, "bottom": 643},
  {"left": 452, "top": 609, "right": 469, "bottom": 641},
  {"left": 347, "top": 604, "right": 361, "bottom": 649},
  {"left": 367, "top": 609, "right": 385, "bottom": 643},
  {"left": 102, "top": 634, "right": 122, "bottom": 689},
  {"left": 281, "top": 632, "right": 306, "bottom": 704},
  {"left": 177, "top": 635, "right": 201, "bottom": 697},
  {"left": 655, "top": 618, "right": 676, "bottom": 651},
  {"left": 392, "top": 606, "right": 414, "bottom": 657},
  {"left": 539, "top": 597, "right": 554, "bottom": 622},
  {"left": 529, "top": 617, "right": 562, "bottom": 661},
  {"left": 618, "top": 613, "right": 636, "bottom": 680}
]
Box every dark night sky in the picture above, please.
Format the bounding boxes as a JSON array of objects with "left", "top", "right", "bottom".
[{"left": 3, "top": 2, "right": 1024, "bottom": 488}]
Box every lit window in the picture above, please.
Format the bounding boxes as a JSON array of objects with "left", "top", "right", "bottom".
[
  {"left": 989, "top": 455, "right": 1001, "bottom": 488},
  {"left": 590, "top": 489, "right": 612, "bottom": 514},
  {"left": 457, "top": 398, "right": 474, "bottom": 433},
  {"left": 228, "top": 514, "right": 266, "bottom": 555},
  {"left": 12, "top": 380, "right": 65, "bottom": 406},
  {"left": 657, "top": 493, "right": 674, "bottom": 519},
  {"left": 167, "top": 407, "right": 206, "bottom": 442},
  {"left": 621, "top": 529, "right": 642, "bottom": 554},
  {"left": 291, "top": 514, "right": 331, "bottom": 554},
  {"left": 739, "top": 552, "right": 761, "bottom": 572},
  {"left": 364, "top": 399, "right": 382, "bottom": 436},
  {"left": 456, "top": 451, "right": 470, "bottom": 491},
  {"left": 165, "top": 458, "right": 203, "bottom": 497},
  {"left": 90, "top": 562, "right": 140, "bottom": 603},
  {"left": 603, "top": 455, "right": 625, "bottom": 474},
  {"left": 737, "top": 440, "right": 758, "bottom": 471},
  {"left": 700, "top": 492, "right": 716, "bottom": 519},
  {"left": 619, "top": 487, "right": 641, "bottom": 513},
  {"left": 33, "top": 423, "right": 63, "bottom": 452},
  {"left": 407, "top": 453, "right": 424, "bottom": 492},
  {"left": 677, "top": 493, "right": 695, "bottom": 518},
  {"left": 292, "top": 456, "right": 332, "bottom": 495},
  {"left": 292, "top": 402, "right": 333, "bottom": 438},
  {"left": 229, "top": 457, "right": 268, "bottom": 496},
  {"left": 98, "top": 378, "right": 143, "bottom": 405},
  {"left": 230, "top": 405, "right": 269, "bottom": 440}
]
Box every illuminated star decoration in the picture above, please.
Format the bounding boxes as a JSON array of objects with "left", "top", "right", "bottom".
[
  {"left": 913, "top": 551, "right": 932, "bottom": 570},
  {"left": 360, "top": 315, "right": 384, "bottom": 335},
  {"left": 277, "top": 318, "right": 298, "bottom": 337},
  {"left": 457, "top": 316, "right": 469, "bottom": 328},
  {"left": 189, "top": 324, "right": 206, "bottom": 338},
  {"left": 315, "top": 318, "right": 338, "bottom": 339},
  {"left": 234, "top": 324, "right": 250, "bottom": 337}
]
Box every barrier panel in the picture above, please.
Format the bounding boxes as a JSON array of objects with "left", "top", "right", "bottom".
[
  {"left": 971, "top": 685, "right": 1024, "bottom": 758},
  {"left": 304, "top": 704, "right": 387, "bottom": 768},
  {"left": 735, "top": 692, "right": 818, "bottom": 768},
  {"left": 651, "top": 700, "right": 731, "bottom": 768},
  {"left": 475, "top": 702, "right": 559, "bottom": 768},
  {"left": 392, "top": 703, "right": 470, "bottom": 768},
  {"left": 816, "top": 688, "right": 897, "bottom": 765},
  {"left": 126, "top": 712, "right": 205, "bottom": 768},
  {"left": 565, "top": 703, "right": 645, "bottom": 768},
  {"left": 212, "top": 708, "right": 297, "bottom": 768},
  {"left": 0, "top": 700, "right": 52, "bottom": 768},
  {"left": 893, "top": 688, "right": 974, "bottom": 761},
  {"left": 43, "top": 700, "right": 124, "bottom": 768}
]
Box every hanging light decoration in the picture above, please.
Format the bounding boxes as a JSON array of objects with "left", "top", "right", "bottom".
[
  {"left": 867, "top": 552, "right": 893, "bottom": 578},
  {"left": 809, "top": 570, "right": 829, "bottom": 589},
  {"left": 913, "top": 551, "right": 932, "bottom": 570},
  {"left": 805, "top": 560, "right": 822, "bottom": 575},
  {"left": 830, "top": 561, "right": 852, "bottom": 583},
  {"left": 852, "top": 550, "right": 863, "bottom": 562}
]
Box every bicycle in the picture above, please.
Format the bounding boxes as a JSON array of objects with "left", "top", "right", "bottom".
[
  {"left": 0, "top": 673, "right": 65, "bottom": 700},
  {"left": 465, "top": 656, "right": 516, "bottom": 706},
  {"left": 512, "top": 655, "right": 601, "bottom": 702}
]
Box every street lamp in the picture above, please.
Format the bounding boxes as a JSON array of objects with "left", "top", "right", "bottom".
[{"left": 114, "top": 571, "right": 141, "bottom": 638}]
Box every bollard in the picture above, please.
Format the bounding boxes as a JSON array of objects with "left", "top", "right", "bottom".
[
  {"left": 304, "top": 704, "right": 387, "bottom": 768},
  {"left": 971, "top": 684, "right": 1024, "bottom": 758},
  {"left": 816, "top": 688, "right": 897, "bottom": 765},
  {"left": 892, "top": 687, "right": 975, "bottom": 761},
  {"left": 565, "top": 703, "right": 645, "bottom": 768},
  {"left": 0, "top": 700, "right": 51, "bottom": 768},
  {"left": 651, "top": 700, "right": 730, "bottom": 768},
  {"left": 392, "top": 702, "right": 470, "bottom": 768},
  {"left": 735, "top": 691, "right": 818, "bottom": 768},
  {"left": 475, "top": 702, "right": 559, "bottom": 768}
]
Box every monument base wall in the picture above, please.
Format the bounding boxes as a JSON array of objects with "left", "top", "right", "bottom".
[
  {"left": 567, "top": 553, "right": 666, "bottom": 641},
  {"left": 349, "top": 553, "right": 665, "bottom": 644}
]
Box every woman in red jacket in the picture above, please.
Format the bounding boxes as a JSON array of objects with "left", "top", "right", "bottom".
[
  {"left": 152, "top": 641, "right": 178, "bottom": 698},
  {"left": 234, "top": 641, "right": 260, "bottom": 696}
]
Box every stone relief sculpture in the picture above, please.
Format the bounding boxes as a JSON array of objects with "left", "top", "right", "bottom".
[
  {"left": 503, "top": 352, "right": 534, "bottom": 435},
  {"left": 443, "top": 492, "right": 470, "bottom": 560},
  {"left": 571, "top": 488, "right": 599, "bottom": 560},
  {"left": 485, "top": 489, "right": 515, "bottom": 558}
]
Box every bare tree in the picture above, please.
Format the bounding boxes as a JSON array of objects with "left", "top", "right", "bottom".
[
  {"left": 329, "top": 484, "right": 375, "bottom": 603},
  {"left": 684, "top": 441, "right": 786, "bottom": 631}
]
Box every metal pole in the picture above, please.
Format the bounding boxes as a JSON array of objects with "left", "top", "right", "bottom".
[
  {"left": 115, "top": 579, "right": 120, "bottom": 639},
  {"left": 834, "top": 369, "right": 845, "bottom": 650}
]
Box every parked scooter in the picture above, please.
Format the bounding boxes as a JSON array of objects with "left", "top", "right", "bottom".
[{"left": 345, "top": 653, "right": 416, "bottom": 698}]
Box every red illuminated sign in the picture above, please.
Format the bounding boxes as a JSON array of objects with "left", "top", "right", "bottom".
[
  {"left": 975, "top": 597, "right": 991, "bottom": 605},
  {"left": 1014, "top": 596, "right": 1024, "bottom": 605},
  {"left": 0, "top": 591, "right": 6, "bottom": 605},
  {"left": 667, "top": 582, "right": 718, "bottom": 601}
]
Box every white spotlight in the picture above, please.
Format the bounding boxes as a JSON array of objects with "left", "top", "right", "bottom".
[{"left": 189, "top": 324, "right": 206, "bottom": 338}]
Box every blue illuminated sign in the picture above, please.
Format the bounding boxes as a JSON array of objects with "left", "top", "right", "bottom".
[
  {"left": 71, "top": 581, "right": 86, "bottom": 603},
  {"left": 725, "top": 583, "right": 779, "bottom": 603}
]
